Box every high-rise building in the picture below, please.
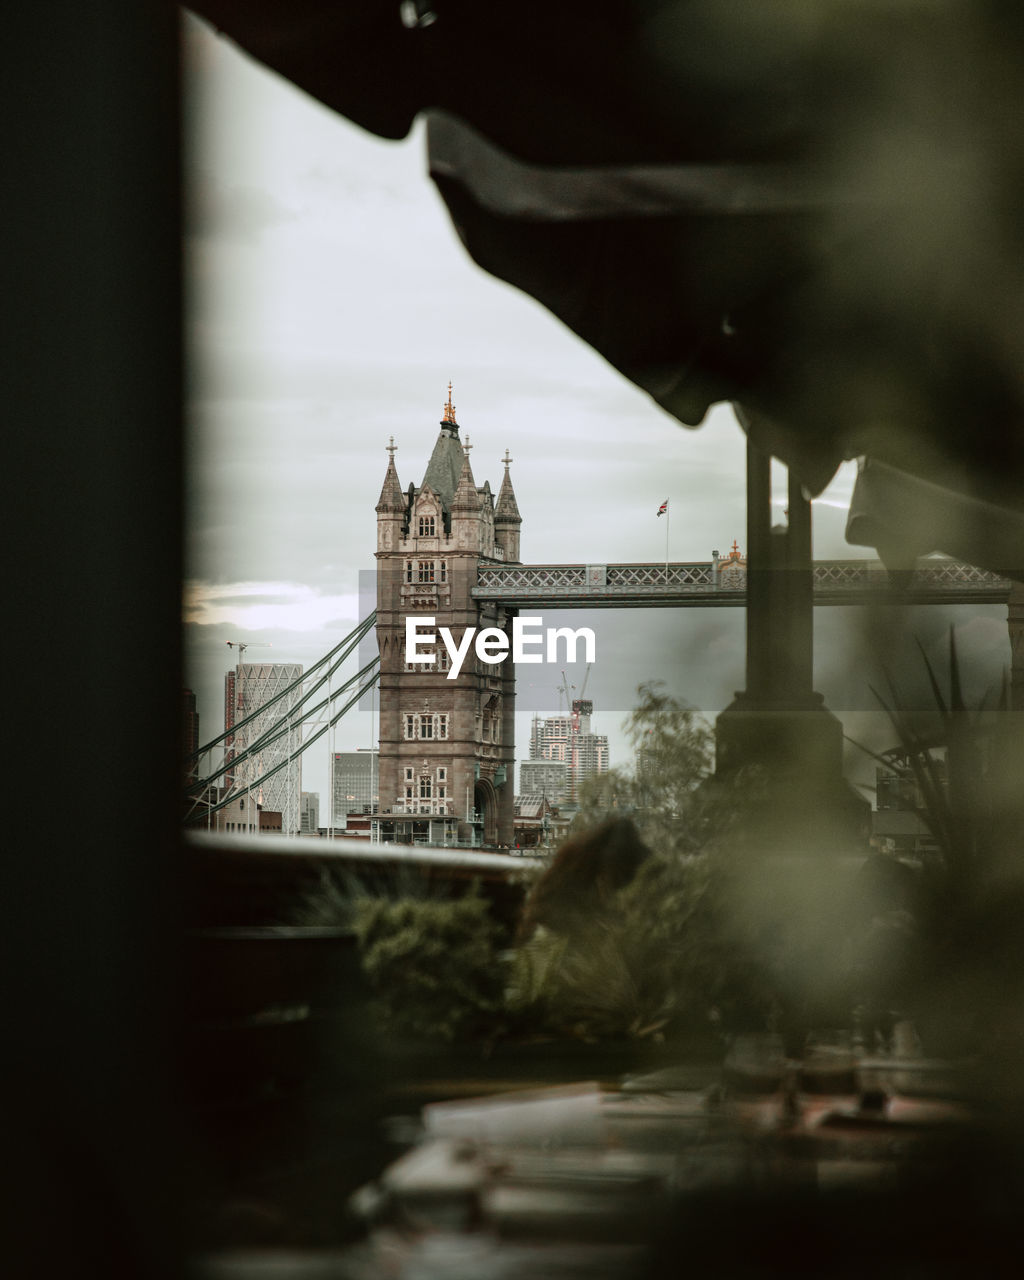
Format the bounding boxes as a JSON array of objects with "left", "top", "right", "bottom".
[
  {"left": 573, "top": 731, "right": 610, "bottom": 792},
  {"left": 300, "top": 791, "right": 320, "bottom": 834},
  {"left": 528, "top": 706, "right": 609, "bottom": 800},
  {"left": 331, "top": 750, "right": 379, "bottom": 825},
  {"left": 224, "top": 661, "right": 304, "bottom": 834},
  {"left": 223, "top": 669, "right": 236, "bottom": 787},
  {"left": 374, "top": 386, "right": 520, "bottom": 846},
  {"left": 518, "top": 758, "right": 568, "bottom": 801},
  {"left": 530, "top": 714, "right": 573, "bottom": 763},
  {"left": 182, "top": 688, "right": 200, "bottom": 784}
]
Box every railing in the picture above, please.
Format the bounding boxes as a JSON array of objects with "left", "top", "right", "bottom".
[
  {"left": 810, "top": 560, "right": 1009, "bottom": 601},
  {"left": 387, "top": 800, "right": 455, "bottom": 816},
  {"left": 610, "top": 563, "right": 714, "bottom": 588},
  {"left": 473, "top": 559, "right": 1012, "bottom": 606}
]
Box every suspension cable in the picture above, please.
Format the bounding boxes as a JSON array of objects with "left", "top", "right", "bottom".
[
  {"left": 188, "top": 611, "right": 376, "bottom": 763},
  {"left": 189, "top": 655, "right": 379, "bottom": 797},
  {"left": 199, "top": 665, "right": 380, "bottom": 820}
]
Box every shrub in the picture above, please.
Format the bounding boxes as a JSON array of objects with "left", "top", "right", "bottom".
[{"left": 353, "top": 888, "right": 506, "bottom": 1043}]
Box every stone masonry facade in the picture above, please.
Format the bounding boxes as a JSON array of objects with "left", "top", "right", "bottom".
[{"left": 374, "top": 387, "right": 521, "bottom": 846}]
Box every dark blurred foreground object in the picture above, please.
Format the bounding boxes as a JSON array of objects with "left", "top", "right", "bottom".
[
  {"left": 228, "top": 1062, "right": 1023, "bottom": 1280},
  {"left": 519, "top": 816, "right": 651, "bottom": 939},
  {"left": 192, "top": 0, "right": 1024, "bottom": 571},
  {"left": 5, "top": 3, "right": 183, "bottom": 1276}
]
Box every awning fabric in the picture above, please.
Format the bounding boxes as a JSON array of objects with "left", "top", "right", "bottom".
[{"left": 190, "top": 1, "right": 1024, "bottom": 571}]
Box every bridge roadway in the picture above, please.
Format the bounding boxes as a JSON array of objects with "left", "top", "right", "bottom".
[{"left": 472, "top": 559, "right": 1013, "bottom": 609}]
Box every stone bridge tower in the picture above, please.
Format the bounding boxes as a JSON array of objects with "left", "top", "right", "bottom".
[{"left": 374, "top": 387, "right": 521, "bottom": 847}]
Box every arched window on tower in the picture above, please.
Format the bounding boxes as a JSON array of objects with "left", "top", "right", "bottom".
[
  {"left": 419, "top": 515, "right": 435, "bottom": 537},
  {"left": 482, "top": 695, "right": 500, "bottom": 743}
]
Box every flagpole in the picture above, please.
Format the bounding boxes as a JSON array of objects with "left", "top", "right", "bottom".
[{"left": 665, "top": 500, "right": 669, "bottom": 582}]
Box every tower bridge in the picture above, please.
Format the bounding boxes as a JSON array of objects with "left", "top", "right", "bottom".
[
  {"left": 188, "top": 392, "right": 1020, "bottom": 845},
  {"left": 374, "top": 389, "right": 1021, "bottom": 851}
]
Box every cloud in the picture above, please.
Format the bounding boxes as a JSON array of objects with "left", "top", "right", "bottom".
[
  {"left": 186, "top": 171, "right": 298, "bottom": 243},
  {"left": 184, "top": 580, "right": 358, "bottom": 630}
]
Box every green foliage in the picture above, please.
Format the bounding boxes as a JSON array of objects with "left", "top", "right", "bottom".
[
  {"left": 573, "top": 682, "right": 719, "bottom": 857},
  {"left": 866, "top": 628, "right": 1024, "bottom": 1056},
  {"left": 300, "top": 682, "right": 849, "bottom": 1050},
  {"left": 573, "top": 681, "right": 771, "bottom": 859},
  {"left": 352, "top": 887, "right": 506, "bottom": 1043},
  {"left": 313, "top": 658, "right": 1021, "bottom": 1059},
  {"left": 289, "top": 867, "right": 364, "bottom": 929},
  {"left": 509, "top": 848, "right": 780, "bottom": 1044},
  {"left": 870, "top": 628, "right": 1013, "bottom": 894},
  {"left": 509, "top": 684, "right": 782, "bottom": 1044}
]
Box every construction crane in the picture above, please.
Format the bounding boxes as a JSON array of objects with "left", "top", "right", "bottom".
[
  {"left": 226, "top": 641, "right": 272, "bottom": 706},
  {"left": 226, "top": 640, "right": 272, "bottom": 658},
  {"left": 570, "top": 663, "right": 593, "bottom": 740},
  {"left": 558, "top": 670, "right": 575, "bottom": 718}
]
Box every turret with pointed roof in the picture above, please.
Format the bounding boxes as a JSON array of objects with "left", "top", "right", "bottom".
[
  {"left": 420, "top": 383, "right": 468, "bottom": 518},
  {"left": 451, "top": 448, "right": 481, "bottom": 513},
  {"left": 375, "top": 436, "right": 407, "bottom": 552},
  {"left": 494, "top": 448, "right": 522, "bottom": 562},
  {"left": 375, "top": 436, "right": 405, "bottom": 512}
]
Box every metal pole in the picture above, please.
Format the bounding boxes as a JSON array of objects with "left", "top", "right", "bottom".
[
  {"left": 239, "top": 651, "right": 252, "bottom": 833},
  {"left": 371, "top": 682, "right": 377, "bottom": 821},
  {"left": 785, "top": 467, "right": 814, "bottom": 702},
  {"left": 745, "top": 440, "right": 773, "bottom": 699}
]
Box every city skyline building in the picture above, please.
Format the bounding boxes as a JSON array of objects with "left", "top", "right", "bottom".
[
  {"left": 573, "top": 731, "right": 611, "bottom": 794},
  {"left": 518, "top": 758, "right": 568, "bottom": 802},
  {"left": 300, "top": 791, "right": 320, "bottom": 834},
  {"left": 224, "top": 661, "right": 304, "bottom": 834},
  {"left": 331, "top": 750, "right": 379, "bottom": 826},
  {"left": 182, "top": 688, "right": 200, "bottom": 784},
  {"left": 528, "top": 705, "right": 609, "bottom": 800},
  {"left": 223, "top": 669, "right": 237, "bottom": 788}
]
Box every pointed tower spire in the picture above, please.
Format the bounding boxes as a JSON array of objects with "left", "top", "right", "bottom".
[
  {"left": 441, "top": 381, "right": 458, "bottom": 430},
  {"left": 494, "top": 448, "right": 522, "bottom": 561},
  {"left": 451, "top": 447, "right": 481, "bottom": 513},
  {"left": 375, "top": 435, "right": 405, "bottom": 512},
  {"left": 495, "top": 449, "right": 522, "bottom": 521}
]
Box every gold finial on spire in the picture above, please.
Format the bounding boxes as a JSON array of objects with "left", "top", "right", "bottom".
[
  {"left": 442, "top": 381, "right": 457, "bottom": 426},
  {"left": 386, "top": 435, "right": 397, "bottom": 459},
  {"left": 502, "top": 448, "right": 513, "bottom": 470}
]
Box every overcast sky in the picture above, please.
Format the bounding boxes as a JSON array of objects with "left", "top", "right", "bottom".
[{"left": 182, "top": 13, "right": 1010, "bottom": 811}]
